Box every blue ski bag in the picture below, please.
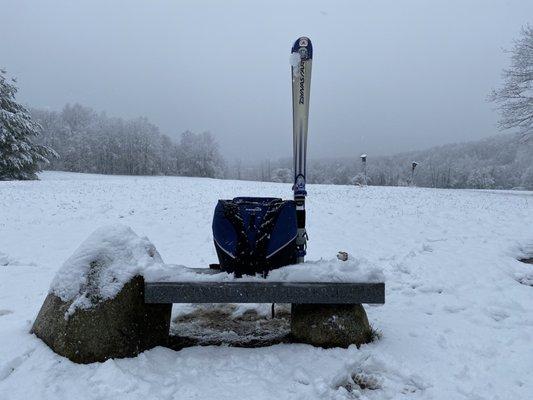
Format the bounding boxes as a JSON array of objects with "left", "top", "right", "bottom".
[{"left": 212, "top": 197, "right": 297, "bottom": 277}]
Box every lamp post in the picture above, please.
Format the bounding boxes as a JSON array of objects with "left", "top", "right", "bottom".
[
  {"left": 411, "top": 161, "right": 418, "bottom": 186},
  {"left": 360, "top": 154, "right": 367, "bottom": 185}
]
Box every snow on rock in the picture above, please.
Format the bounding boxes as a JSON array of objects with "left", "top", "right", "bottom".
[
  {"left": 143, "top": 257, "right": 384, "bottom": 283},
  {"left": 50, "top": 224, "right": 163, "bottom": 314}
]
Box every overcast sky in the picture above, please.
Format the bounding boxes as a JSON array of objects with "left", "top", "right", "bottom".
[{"left": 2, "top": 0, "right": 532, "bottom": 160}]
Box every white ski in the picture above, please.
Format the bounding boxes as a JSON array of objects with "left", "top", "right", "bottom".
[{"left": 290, "top": 36, "right": 313, "bottom": 263}]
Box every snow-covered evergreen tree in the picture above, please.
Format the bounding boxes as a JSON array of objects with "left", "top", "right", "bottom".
[{"left": 0, "top": 70, "right": 56, "bottom": 180}]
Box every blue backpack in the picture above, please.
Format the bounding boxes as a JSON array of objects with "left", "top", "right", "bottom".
[{"left": 212, "top": 197, "right": 297, "bottom": 277}]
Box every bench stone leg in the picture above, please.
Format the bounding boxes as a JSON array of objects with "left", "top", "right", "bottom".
[
  {"left": 31, "top": 276, "right": 171, "bottom": 364},
  {"left": 291, "top": 304, "right": 372, "bottom": 348}
]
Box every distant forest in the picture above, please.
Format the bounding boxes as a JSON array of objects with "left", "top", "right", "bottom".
[
  {"left": 31, "top": 104, "right": 532, "bottom": 190},
  {"left": 228, "top": 133, "right": 533, "bottom": 190}
]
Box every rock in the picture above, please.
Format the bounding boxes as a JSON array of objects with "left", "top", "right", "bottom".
[
  {"left": 31, "top": 225, "right": 172, "bottom": 364},
  {"left": 291, "top": 303, "right": 373, "bottom": 348},
  {"left": 31, "top": 275, "right": 171, "bottom": 364}
]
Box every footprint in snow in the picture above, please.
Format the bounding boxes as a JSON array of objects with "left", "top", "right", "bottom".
[
  {"left": 392, "top": 263, "right": 410, "bottom": 275},
  {"left": 0, "top": 310, "right": 13, "bottom": 317},
  {"left": 486, "top": 307, "right": 510, "bottom": 322},
  {"left": 442, "top": 305, "right": 465, "bottom": 314},
  {"left": 0, "top": 348, "right": 35, "bottom": 382},
  {"left": 418, "top": 286, "right": 444, "bottom": 294},
  {"left": 517, "top": 275, "right": 533, "bottom": 286},
  {"left": 421, "top": 243, "right": 433, "bottom": 252}
]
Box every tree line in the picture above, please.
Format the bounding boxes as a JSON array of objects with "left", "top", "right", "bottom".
[
  {"left": 31, "top": 104, "right": 225, "bottom": 178},
  {"left": 228, "top": 133, "right": 533, "bottom": 190}
]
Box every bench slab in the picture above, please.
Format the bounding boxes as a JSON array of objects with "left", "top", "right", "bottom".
[{"left": 144, "top": 282, "right": 385, "bottom": 304}]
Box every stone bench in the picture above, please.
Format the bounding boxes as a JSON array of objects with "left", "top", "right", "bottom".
[
  {"left": 145, "top": 281, "right": 384, "bottom": 304},
  {"left": 145, "top": 279, "right": 385, "bottom": 348},
  {"left": 31, "top": 226, "right": 386, "bottom": 363}
]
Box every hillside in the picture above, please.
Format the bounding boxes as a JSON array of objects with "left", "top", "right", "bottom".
[
  {"left": 235, "top": 133, "right": 533, "bottom": 190},
  {"left": 1, "top": 172, "right": 532, "bottom": 399}
]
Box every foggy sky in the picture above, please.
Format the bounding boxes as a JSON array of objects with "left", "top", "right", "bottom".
[{"left": 2, "top": 0, "right": 532, "bottom": 161}]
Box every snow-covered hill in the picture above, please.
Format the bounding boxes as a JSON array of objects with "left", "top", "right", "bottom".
[{"left": 1, "top": 172, "right": 532, "bottom": 399}]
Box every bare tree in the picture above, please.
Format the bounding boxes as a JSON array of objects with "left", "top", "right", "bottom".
[{"left": 490, "top": 25, "right": 533, "bottom": 137}]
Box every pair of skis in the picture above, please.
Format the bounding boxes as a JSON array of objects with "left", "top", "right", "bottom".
[{"left": 290, "top": 37, "right": 312, "bottom": 263}]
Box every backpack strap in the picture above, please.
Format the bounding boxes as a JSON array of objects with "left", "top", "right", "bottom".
[
  {"left": 220, "top": 200, "right": 252, "bottom": 277},
  {"left": 254, "top": 199, "right": 285, "bottom": 276}
]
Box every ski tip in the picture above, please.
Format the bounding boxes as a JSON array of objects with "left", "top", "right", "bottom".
[{"left": 291, "top": 37, "right": 313, "bottom": 60}]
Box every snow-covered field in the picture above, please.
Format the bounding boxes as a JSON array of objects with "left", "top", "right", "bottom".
[{"left": 1, "top": 171, "right": 532, "bottom": 399}]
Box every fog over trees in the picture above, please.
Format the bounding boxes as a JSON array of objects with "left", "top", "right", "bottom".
[
  {"left": 229, "top": 133, "right": 533, "bottom": 190},
  {"left": 32, "top": 104, "right": 225, "bottom": 178},
  {"left": 28, "top": 102, "right": 532, "bottom": 190}
]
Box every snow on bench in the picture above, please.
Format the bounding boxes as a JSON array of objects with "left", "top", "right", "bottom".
[{"left": 49, "top": 224, "right": 385, "bottom": 312}]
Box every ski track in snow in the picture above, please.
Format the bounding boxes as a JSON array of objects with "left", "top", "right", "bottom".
[{"left": 0, "top": 171, "right": 532, "bottom": 400}]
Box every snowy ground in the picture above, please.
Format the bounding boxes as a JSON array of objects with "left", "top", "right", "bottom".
[{"left": 1, "top": 171, "right": 532, "bottom": 399}]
